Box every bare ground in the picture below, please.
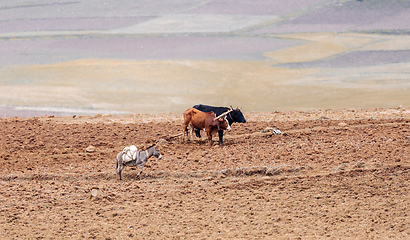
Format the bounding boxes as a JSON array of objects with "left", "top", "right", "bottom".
[{"left": 0, "top": 108, "right": 409, "bottom": 239}]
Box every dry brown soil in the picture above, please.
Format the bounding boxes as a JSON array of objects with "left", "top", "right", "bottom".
[{"left": 0, "top": 108, "right": 409, "bottom": 239}]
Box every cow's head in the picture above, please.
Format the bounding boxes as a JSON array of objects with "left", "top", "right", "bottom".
[
  {"left": 218, "top": 117, "right": 231, "bottom": 131},
  {"left": 215, "top": 111, "right": 232, "bottom": 131},
  {"left": 230, "top": 106, "right": 246, "bottom": 123}
]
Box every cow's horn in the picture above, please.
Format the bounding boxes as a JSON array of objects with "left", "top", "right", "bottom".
[{"left": 215, "top": 109, "right": 233, "bottom": 120}]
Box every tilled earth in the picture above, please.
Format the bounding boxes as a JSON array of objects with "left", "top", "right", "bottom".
[{"left": 0, "top": 108, "right": 409, "bottom": 239}]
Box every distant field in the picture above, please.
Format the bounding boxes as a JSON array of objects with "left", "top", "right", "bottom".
[{"left": 0, "top": 0, "right": 409, "bottom": 116}]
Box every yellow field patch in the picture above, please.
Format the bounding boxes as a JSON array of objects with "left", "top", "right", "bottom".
[
  {"left": 0, "top": 59, "right": 316, "bottom": 113},
  {"left": 265, "top": 32, "right": 378, "bottom": 63}
]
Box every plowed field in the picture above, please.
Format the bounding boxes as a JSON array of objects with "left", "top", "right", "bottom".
[{"left": 0, "top": 108, "right": 409, "bottom": 239}]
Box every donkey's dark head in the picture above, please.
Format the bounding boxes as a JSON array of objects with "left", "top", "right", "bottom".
[{"left": 151, "top": 146, "right": 162, "bottom": 159}]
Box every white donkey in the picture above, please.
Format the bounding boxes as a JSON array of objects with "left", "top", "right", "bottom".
[{"left": 116, "top": 145, "right": 162, "bottom": 180}]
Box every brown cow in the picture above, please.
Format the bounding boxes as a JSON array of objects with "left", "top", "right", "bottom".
[{"left": 183, "top": 108, "right": 231, "bottom": 145}]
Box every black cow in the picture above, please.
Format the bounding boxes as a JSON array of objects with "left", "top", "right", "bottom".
[{"left": 193, "top": 104, "right": 246, "bottom": 144}]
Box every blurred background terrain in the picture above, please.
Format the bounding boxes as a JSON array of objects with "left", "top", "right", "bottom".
[{"left": 0, "top": 0, "right": 409, "bottom": 116}]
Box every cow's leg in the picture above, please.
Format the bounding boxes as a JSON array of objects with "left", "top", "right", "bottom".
[
  {"left": 189, "top": 125, "right": 195, "bottom": 141},
  {"left": 195, "top": 128, "right": 201, "bottom": 138},
  {"left": 208, "top": 136, "right": 213, "bottom": 145},
  {"left": 218, "top": 130, "right": 224, "bottom": 144},
  {"left": 182, "top": 123, "right": 189, "bottom": 142},
  {"left": 206, "top": 130, "right": 213, "bottom": 146}
]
